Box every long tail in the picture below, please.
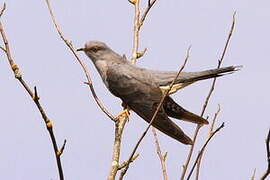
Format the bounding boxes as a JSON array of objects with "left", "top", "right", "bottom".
[
  {"left": 158, "top": 65, "right": 241, "bottom": 94},
  {"left": 177, "top": 65, "right": 242, "bottom": 84}
]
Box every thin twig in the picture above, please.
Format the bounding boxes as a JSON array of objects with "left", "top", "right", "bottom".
[
  {"left": 45, "top": 1, "right": 126, "bottom": 179},
  {"left": 152, "top": 127, "right": 168, "bottom": 180},
  {"left": 191, "top": 106, "right": 221, "bottom": 180},
  {"left": 180, "top": 12, "right": 236, "bottom": 180},
  {"left": 0, "top": 3, "right": 5, "bottom": 17},
  {"left": 118, "top": 154, "right": 139, "bottom": 170},
  {"left": 45, "top": 0, "right": 114, "bottom": 121},
  {"left": 251, "top": 168, "right": 256, "bottom": 180},
  {"left": 260, "top": 128, "right": 270, "bottom": 180},
  {"left": 194, "top": 105, "right": 220, "bottom": 180},
  {"left": 0, "top": 4, "right": 65, "bottom": 180},
  {"left": 186, "top": 123, "right": 225, "bottom": 180},
  {"left": 140, "top": 0, "right": 157, "bottom": 28},
  {"left": 119, "top": 47, "right": 191, "bottom": 180}
]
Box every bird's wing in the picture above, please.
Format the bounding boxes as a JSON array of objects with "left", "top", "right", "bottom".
[
  {"left": 163, "top": 96, "right": 208, "bottom": 124},
  {"left": 106, "top": 64, "right": 193, "bottom": 144}
]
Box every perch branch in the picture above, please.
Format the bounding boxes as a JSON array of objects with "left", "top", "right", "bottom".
[
  {"left": 107, "top": 115, "right": 129, "bottom": 180},
  {"left": 180, "top": 12, "right": 236, "bottom": 180},
  {"left": 119, "top": 47, "right": 191, "bottom": 180},
  {"left": 0, "top": 4, "right": 65, "bottom": 180}
]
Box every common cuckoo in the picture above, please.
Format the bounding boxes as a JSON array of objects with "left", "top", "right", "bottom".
[{"left": 78, "top": 41, "right": 240, "bottom": 145}]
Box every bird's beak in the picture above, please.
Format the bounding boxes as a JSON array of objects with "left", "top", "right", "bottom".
[{"left": 77, "top": 48, "right": 84, "bottom": 51}]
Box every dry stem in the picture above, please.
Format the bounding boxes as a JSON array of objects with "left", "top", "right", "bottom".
[
  {"left": 107, "top": 116, "right": 129, "bottom": 180},
  {"left": 0, "top": 3, "right": 65, "bottom": 180},
  {"left": 251, "top": 169, "right": 256, "bottom": 180},
  {"left": 186, "top": 123, "right": 225, "bottom": 180},
  {"left": 180, "top": 12, "right": 236, "bottom": 180},
  {"left": 152, "top": 127, "right": 168, "bottom": 180},
  {"left": 130, "top": 0, "right": 140, "bottom": 64},
  {"left": 45, "top": 0, "right": 114, "bottom": 121},
  {"left": 188, "top": 106, "right": 221, "bottom": 180},
  {"left": 260, "top": 128, "right": 270, "bottom": 180}
]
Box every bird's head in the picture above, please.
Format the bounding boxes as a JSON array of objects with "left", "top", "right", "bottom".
[{"left": 77, "top": 41, "right": 112, "bottom": 62}]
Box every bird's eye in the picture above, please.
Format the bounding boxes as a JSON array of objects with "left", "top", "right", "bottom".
[{"left": 90, "top": 46, "right": 102, "bottom": 53}]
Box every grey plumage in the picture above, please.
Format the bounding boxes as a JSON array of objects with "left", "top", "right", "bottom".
[{"left": 78, "top": 41, "right": 240, "bottom": 145}]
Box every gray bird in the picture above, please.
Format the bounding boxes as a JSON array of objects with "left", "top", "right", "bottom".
[{"left": 78, "top": 41, "right": 240, "bottom": 145}]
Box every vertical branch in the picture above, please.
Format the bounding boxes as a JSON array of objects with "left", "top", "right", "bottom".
[
  {"left": 119, "top": 47, "right": 190, "bottom": 180},
  {"left": 115, "top": 1, "right": 159, "bottom": 179},
  {"left": 130, "top": 0, "right": 140, "bottom": 64},
  {"left": 152, "top": 127, "right": 168, "bottom": 180},
  {"left": 180, "top": 12, "right": 236, "bottom": 180},
  {"left": 0, "top": 4, "right": 65, "bottom": 180}
]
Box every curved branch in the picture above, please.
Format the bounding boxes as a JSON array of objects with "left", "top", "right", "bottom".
[
  {"left": 45, "top": 0, "right": 114, "bottom": 121},
  {"left": 0, "top": 4, "right": 65, "bottom": 180}
]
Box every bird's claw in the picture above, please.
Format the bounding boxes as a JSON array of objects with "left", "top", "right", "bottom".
[{"left": 115, "top": 108, "right": 130, "bottom": 121}]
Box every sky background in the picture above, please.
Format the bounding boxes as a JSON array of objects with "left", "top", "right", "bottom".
[{"left": 1, "top": 0, "right": 269, "bottom": 180}]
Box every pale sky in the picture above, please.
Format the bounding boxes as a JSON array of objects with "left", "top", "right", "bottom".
[{"left": 1, "top": 0, "right": 270, "bottom": 180}]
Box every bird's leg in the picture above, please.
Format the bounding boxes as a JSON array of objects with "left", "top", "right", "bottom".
[{"left": 114, "top": 102, "right": 130, "bottom": 121}]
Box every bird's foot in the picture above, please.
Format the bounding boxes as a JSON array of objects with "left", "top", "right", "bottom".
[{"left": 115, "top": 108, "right": 130, "bottom": 121}]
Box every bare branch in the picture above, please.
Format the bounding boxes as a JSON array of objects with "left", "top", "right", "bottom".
[
  {"left": 251, "top": 168, "right": 256, "bottom": 180},
  {"left": 0, "top": 45, "right": 6, "bottom": 52},
  {"left": 0, "top": 4, "right": 64, "bottom": 180},
  {"left": 189, "top": 106, "right": 221, "bottom": 180},
  {"left": 107, "top": 115, "right": 129, "bottom": 180},
  {"left": 140, "top": 0, "right": 157, "bottom": 28},
  {"left": 136, "top": 47, "right": 147, "bottom": 59},
  {"left": 109, "top": 0, "right": 158, "bottom": 178},
  {"left": 57, "top": 139, "right": 67, "bottom": 156},
  {"left": 119, "top": 47, "right": 191, "bottom": 180},
  {"left": 152, "top": 127, "right": 168, "bottom": 180},
  {"left": 194, "top": 105, "right": 220, "bottom": 180},
  {"left": 260, "top": 128, "right": 270, "bottom": 180},
  {"left": 130, "top": 0, "right": 141, "bottom": 64},
  {"left": 180, "top": 12, "right": 236, "bottom": 180},
  {"left": 186, "top": 123, "right": 225, "bottom": 180},
  {"left": 118, "top": 154, "right": 139, "bottom": 170},
  {"left": 0, "top": 3, "right": 6, "bottom": 17},
  {"left": 45, "top": 0, "right": 114, "bottom": 121}
]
